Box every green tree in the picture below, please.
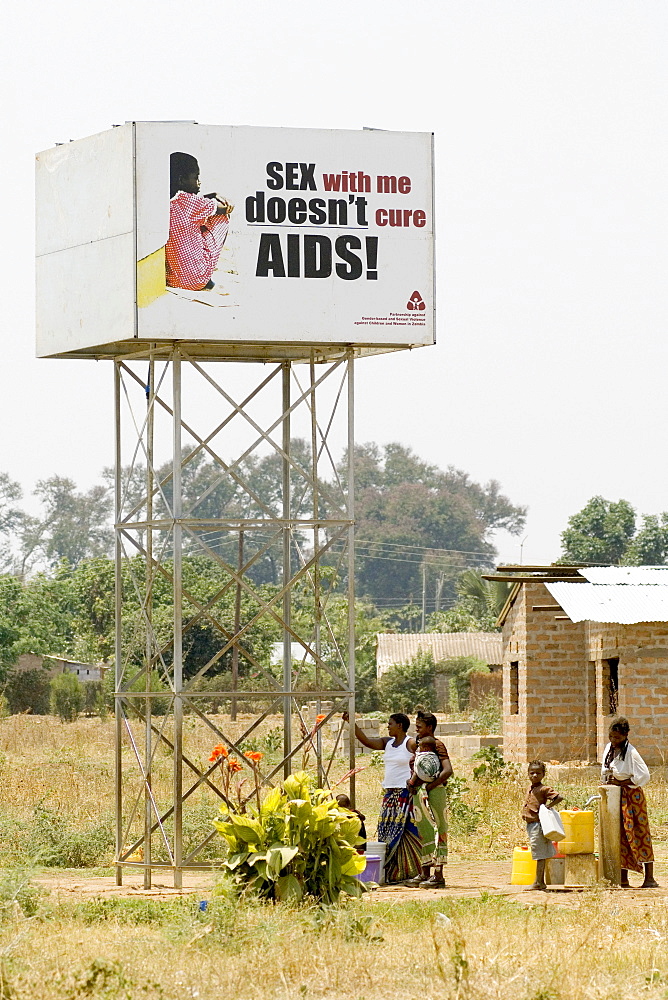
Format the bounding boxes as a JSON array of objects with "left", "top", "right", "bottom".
[
  {"left": 456, "top": 570, "right": 510, "bottom": 618},
  {"left": 0, "top": 575, "right": 24, "bottom": 674},
  {"left": 624, "top": 514, "right": 668, "bottom": 566},
  {"left": 377, "top": 649, "right": 437, "bottom": 713},
  {"left": 560, "top": 496, "right": 636, "bottom": 564},
  {"left": 428, "top": 604, "right": 498, "bottom": 632},
  {"left": 427, "top": 569, "right": 508, "bottom": 633},
  {"left": 50, "top": 672, "right": 84, "bottom": 722},
  {"left": 0, "top": 472, "right": 24, "bottom": 572},
  {"left": 24, "top": 477, "right": 112, "bottom": 570},
  {"left": 560, "top": 497, "right": 668, "bottom": 566},
  {"left": 338, "top": 443, "right": 526, "bottom": 609}
]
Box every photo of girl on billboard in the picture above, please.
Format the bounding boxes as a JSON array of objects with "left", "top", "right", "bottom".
[{"left": 165, "top": 152, "right": 234, "bottom": 292}]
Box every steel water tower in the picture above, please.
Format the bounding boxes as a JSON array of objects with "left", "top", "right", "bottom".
[{"left": 36, "top": 121, "right": 435, "bottom": 886}]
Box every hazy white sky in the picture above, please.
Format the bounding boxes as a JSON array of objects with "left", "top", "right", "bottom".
[{"left": 2, "top": 1, "right": 667, "bottom": 566}]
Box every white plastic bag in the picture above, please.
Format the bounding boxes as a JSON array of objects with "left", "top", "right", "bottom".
[{"left": 538, "top": 804, "right": 566, "bottom": 841}]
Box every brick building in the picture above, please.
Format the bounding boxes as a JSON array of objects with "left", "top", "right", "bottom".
[{"left": 489, "top": 565, "right": 668, "bottom": 765}]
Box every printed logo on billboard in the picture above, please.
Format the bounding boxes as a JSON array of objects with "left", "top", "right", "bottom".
[{"left": 407, "top": 291, "right": 426, "bottom": 311}]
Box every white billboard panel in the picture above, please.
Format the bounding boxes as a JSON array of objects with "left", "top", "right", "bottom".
[{"left": 36, "top": 122, "right": 435, "bottom": 359}]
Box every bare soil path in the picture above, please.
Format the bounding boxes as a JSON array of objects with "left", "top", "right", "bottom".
[{"left": 34, "top": 858, "right": 668, "bottom": 907}]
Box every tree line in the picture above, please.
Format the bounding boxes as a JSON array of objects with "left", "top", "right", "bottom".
[{"left": 0, "top": 442, "right": 527, "bottom": 614}]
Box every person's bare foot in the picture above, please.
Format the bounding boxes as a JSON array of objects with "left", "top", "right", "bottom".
[
  {"left": 204, "top": 279, "right": 215, "bottom": 290},
  {"left": 641, "top": 879, "right": 660, "bottom": 888},
  {"left": 527, "top": 882, "right": 547, "bottom": 890}
]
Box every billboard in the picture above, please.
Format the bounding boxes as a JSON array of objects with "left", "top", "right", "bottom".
[{"left": 36, "top": 122, "right": 435, "bottom": 359}]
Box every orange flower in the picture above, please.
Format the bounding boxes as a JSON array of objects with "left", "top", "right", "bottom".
[
  {"left": 244, "top": 751, "right": 264, "bottom": 764},
  {"left": 227, "top": 758, "right": 243, "bottom": 773},
  {"left": 209, "top": 743, "right": 228, "bottom": 763}
]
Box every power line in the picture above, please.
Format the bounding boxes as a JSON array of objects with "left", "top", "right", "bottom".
[{"left": 192, "top": 529, "right": 492, "bottom": 561}]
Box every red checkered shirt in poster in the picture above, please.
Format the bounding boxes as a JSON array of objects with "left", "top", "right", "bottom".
[{"left": 165, "top": 191, "right": 230, "bottom": 291}]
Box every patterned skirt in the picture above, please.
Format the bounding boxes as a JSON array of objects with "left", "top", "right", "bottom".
[
  {"left": 620, "top": 785, "right": 654, "bottom": 873},
  {"left": 377, "top": 788, "right": 422, "bottom": 883}
]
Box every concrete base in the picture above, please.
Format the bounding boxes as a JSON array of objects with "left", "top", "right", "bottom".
[{"left": 564, "top": 854, "right": 598, "bottom": 886}]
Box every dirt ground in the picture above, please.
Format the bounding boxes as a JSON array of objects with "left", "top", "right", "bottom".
[{"left": 34, "top": 858, "right": 668, "bottom": 908}]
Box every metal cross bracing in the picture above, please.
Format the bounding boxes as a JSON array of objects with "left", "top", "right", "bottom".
[{"left": 113, "top": 346, "right": 356, "bottom": 888}]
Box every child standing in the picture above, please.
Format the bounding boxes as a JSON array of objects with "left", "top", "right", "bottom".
[{"left": 522, "top": 761, "right": 563, "bottom": 890}]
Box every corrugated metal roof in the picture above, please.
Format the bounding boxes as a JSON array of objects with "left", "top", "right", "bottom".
[
  {"left": 546, "top": 581, "right": 668, "bottom": 624},
  {"left": 579, "top": 566, "right": 668, "bottom": 585},
  {"left": 376, "top": 632, "right": 503, "bottom": 677}
]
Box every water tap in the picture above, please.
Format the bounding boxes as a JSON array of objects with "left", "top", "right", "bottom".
[{"left": 584, "top": 795, "right": 601, "bottom": 807}]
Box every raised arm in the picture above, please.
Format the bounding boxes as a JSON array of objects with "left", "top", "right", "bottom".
[{"left": 342, "top": 712, "right": 388, "bottom": 751}]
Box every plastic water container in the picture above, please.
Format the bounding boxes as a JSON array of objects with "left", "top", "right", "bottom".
[
  {"left": 510, "top": 845, "right": 536, "bottom": 885},
  {"left": 360, "top": 854, "right": 382, "bottom": 883},
  {"left": 559, "top": 810, "right": 595, "bottom": 855},
  {"left": 366, "top": 841, "right": 387, "bottom": 885}
]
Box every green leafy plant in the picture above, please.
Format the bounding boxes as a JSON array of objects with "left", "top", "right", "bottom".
[
  {"left": 263, "top": 726, "right": 284, "bottom": 752},
  {"left": 444, "top": 775, "right": 480, "bottom": 834},
  {"left": 214, "top": 770, "right": 366, "bottom": 903},
  {"left": 471, "top": 745, "right": 515, "bottom": 783}
]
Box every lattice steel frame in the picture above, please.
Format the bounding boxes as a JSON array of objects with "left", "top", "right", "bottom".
[{"left": 113, "top": 346, "right": 356, "bottom": 887}]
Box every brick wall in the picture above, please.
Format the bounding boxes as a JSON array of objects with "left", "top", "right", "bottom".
[
  {"left": 586, "top": 622, "right": 668, "bottom": 765},
  {"left": 502, "top": 582, "right": 593, "bottom": 764}
]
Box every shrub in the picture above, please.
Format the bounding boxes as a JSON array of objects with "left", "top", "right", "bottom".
[
  {"left": 437, "top": 656, "right": 488, "bottom": 712},
  {"left": 50, "top": 672, "right": 84, "bottom": 722},
  {"left": 0, "top": 866, "right": 42, "bottom": 919},
  {"left": 28, "top": 804, "right": 114, "bottom": 867},
  {"left": 214, "top": 770, "right": 366, "bottom": 903},
  {"left": 444, "top": 775, "right": 480, "bottom": 834},
  {"left": 471, "top": 745, "right": 516, "bottom": 783},
  {"left": 472, "top": 692, "right": 502, "bottom": 735},
  {"left": 5, "top": 667, "right": 51, "bottom": 715},
  {"left": 101, "top": 666, "right": 171, "bottom": 717},
  {"left": 377, "top": 649, "right": 437, "bottom": 713}
]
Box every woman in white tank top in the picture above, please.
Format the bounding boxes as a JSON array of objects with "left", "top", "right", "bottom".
[
  {"left": 342, "top": 711, "right": 422, "bottom": 883},
  {"left": 383, "top": 730, "right": 414, "bottom": 789}
]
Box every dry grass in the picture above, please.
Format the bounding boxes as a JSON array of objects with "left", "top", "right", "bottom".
[
  {"left": 0, "top": 716, "right": 668, "bottom": 997},
  {"left": 1, "top": 889, "right": 668, "bottom": 998}
]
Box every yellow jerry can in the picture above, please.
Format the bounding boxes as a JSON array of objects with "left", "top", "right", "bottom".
[
  {"left": 559, "top": 810, "right": 595, "bottom": 855},
  {"left": 510, "top": 845, "right": 537, "bottom": 885}
]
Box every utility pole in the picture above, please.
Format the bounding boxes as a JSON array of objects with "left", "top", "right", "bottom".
[{"left": 421, "top": 562, "right": 427, "bottom": 630}]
